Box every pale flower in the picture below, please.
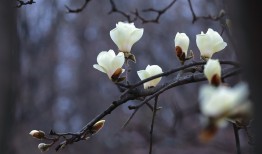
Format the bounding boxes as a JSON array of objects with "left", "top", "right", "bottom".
[
  {"left": 199, "top": 83, "right": 251, "bottom": 141},
  {"left": 199, "top": 83, "right": 249, "bottom": 124},
  {"left": 196, "top": 28, "right": 227, "bottom": 59},
  {"left": 110, "top": 22, "right": 144, "bottom": 53},
  {"left": 204, "top": 59, "right": 221, "bottom": 86},
  {"left": 93, "top": 50, "right": 125, "bottom": 80},
  {"left": 174, "top": 32, "right": 190, "bottom": 58},
  {"left": 137, "top": 65, "right": 163, "bottom": 89}
]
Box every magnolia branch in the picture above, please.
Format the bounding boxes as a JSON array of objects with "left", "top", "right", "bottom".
[
  {"left": 33, "top": 61, "right": 240, "bottom": 151},
  {"left": 149, "top": 96, "right": 159, "bottom": 154}
]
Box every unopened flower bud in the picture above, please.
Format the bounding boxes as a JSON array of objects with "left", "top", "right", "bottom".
[
  {"left": 29, "top": 130, "right": 45, "bottom": 139},
  {"left": 91, "top": 120, "right": 105, "bottom": 134},
  {"left": 204, "top": 59, "right": 221, "bottom": 86},
  {"left": 38, "top": 143, "right": 50, "bottom": 152},
  {"left": 174, "top": 32, "right": 189, "bottom": 64}
]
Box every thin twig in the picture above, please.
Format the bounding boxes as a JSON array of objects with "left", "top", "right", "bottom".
[
  {"left": 121, "top": 108, "right": 139, "bottom": 129},
  {"left": 233, "top": 124, "right": 241, "bottom": 154},
  {"left": 16, "top": 0, "right": 35, "bottom": 8},
  {"left": 65, "top": 0, "right": 91, "bottom": 13},
  {"left": 149, "top": 96, "right": 159, "bottom": 154},
  {"left": 187, "top": 0, "right": 225, "bottom": 24},
  {"left": 133, "top": 0, "right": 178, "bottom": 24},
  {"left": 108, "top": 0, "right": 134, "bottom": 22},
  {"left": 125, "top": 59, "right": 130, "bottom": 84},
  {"left": 109, "top": 0, "right": 177, "bottom": 23}
]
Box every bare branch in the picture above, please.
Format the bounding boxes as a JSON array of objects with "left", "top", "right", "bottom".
[
  {"left": 16, "top": 0, "right": 35, "bottom": 8},
  {"left": 31, "top": 62, "right": 240, "bottom": 151},
  {"left": 187, "top": 0, "right": 225, "bottom": 24},
  {"left": 121, "top": 60, "right": 239, "bottom": 97},
  {"left": 233, "top": 124, "right": 241, "bottom": 154},
  {"left": 149, "top": 96, "right": 159, "bottom": 154},
  {"left": 108, "top": 0, "right": 135, "bottom": 22},
  {"left": 121, "top": 108, "right": 139, "bottom": 129},
  {"left": 65, "top": 0, "right": 91, "bottom": 13},
  {"left": 108, "top": 0, "right": 178, "bottom": 24}
]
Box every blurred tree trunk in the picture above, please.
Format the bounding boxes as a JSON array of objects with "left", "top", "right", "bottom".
[
  {"left": 0, "top": 1, "right": 18, "bottom": 154},
  {"left": 230, "top": 1, "right": 262, "bottom": 154}
]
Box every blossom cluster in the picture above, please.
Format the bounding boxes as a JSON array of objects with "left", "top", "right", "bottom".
[
  {"left": 92, "top": 21, "right": 251, "bottom": 141},
  {"left": 30, "top": 21, "right": 252, "bottom": 152},
  {"left": 93, "top": 22, "right": 229, "bottom": 89}
]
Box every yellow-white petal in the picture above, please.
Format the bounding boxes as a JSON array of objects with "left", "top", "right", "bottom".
[
  {"left": 199, "top": 83, "right": 249, "bottom": 118},
  {"left": 204, "top": 59, "right": 221, "bottom": 83},
  {"left": 93, "top": 64, "right": 106, "bottom": 73},
  {"left": 196, "top": 28, "right": 227, "bottom": 58},
  {"left": 137, "top": 65, "right": 163, "bottom": 89},
  {"left": 97, "top": 50, "right": 115, "bottom": 73},
  {"left": 174, "top": 32, "right": 190, "bottom": 56},
  {"left": 110, "top": 22, "right": 144, "bottom": 53},
  {"left": 93, "top": 49, "right": 125, "bottom": 79}
]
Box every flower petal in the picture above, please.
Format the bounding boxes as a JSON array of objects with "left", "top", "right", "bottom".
[
  {"left": 93, "top": 64, "right": 106, "bottom": 73},
  {"left": 204, "top": 59, "right": 221, "bottom": 83},
  {"left": 97, "top": 51, "right": 114, "bottom": 72},
  {"left": 174, "top": 32, "right": 189, "bottom": 56},
  {"left": 137, "top": 70, "right": 150, "bottom": 80}
]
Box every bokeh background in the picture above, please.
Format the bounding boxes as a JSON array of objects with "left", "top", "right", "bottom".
[{"left": 1, "top": 0, "right": 253, "bottom": 154}]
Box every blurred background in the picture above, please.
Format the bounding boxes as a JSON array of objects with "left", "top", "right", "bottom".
[{"left": 0, "top": 0, "right": 253, "bottom": 154}]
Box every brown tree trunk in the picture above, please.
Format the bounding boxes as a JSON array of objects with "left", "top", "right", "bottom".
[
  {"left": 0, "top": 1, "right": 18, "bottom": 153},
  {"left": 230, "top": 1, "right": 262, "bottom": 154}
]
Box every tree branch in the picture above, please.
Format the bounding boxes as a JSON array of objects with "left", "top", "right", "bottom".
[
  {"left": 121, "top": 60, "right": 239, "bottom": 97},
  {"left": 16, "top": 0, "right": 35, "bottom": 8},
  {"left": 65, "top": 0, "right": 91, "bottom": 13},
  {"left": 31, "top": 62, "right": 240, "bottom": 151},
  {"left": 149, "top": 96, "right": 159, "bottom": 154},
  {"left": 187, "top": 0, "right": 225, "bottom": 24},
  {"left": 233, "top": 124, "right": 241, "bottom": 154},
  {"left": 108, "top": 0, "right": 178, "bottom": 23}
]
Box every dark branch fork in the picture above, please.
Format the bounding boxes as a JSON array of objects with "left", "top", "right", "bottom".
[
  {"left": 187, "top": 0, "right": 226, "bottom": 24},
  {"left": 41, "top": 61, "right": 240, "bottom": 151},
  {"left": 108, "top": 0, "right": 179, "bottom": 23}
]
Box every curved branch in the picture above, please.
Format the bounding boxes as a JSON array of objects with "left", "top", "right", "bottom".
[
  {"left": 43, "top": 66, "right": 239, "bottom": 151},
  {"left": 65, "top": 0, "right": 91, "bottom": 13},
  {"left": 187, "top": 0, "right": 225, "bottom": 24},
  {"left": 121, "top": 60, "right": 239, "bottom": 97},
  {"left": 109, "top": 0, "right": 178, "bottom": 23}
]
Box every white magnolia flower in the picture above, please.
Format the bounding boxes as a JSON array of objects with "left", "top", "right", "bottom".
[
  {"left": 204, "top": 59, "right": 221, "bottom": 86},
  {"left": 196, "top": 28, "right": 227, "bottom": 59},
  {"left": 137, "top": 65, "right": 163, "bottom": 89},
  {"left": 110, "top": 22, "right": 144, "bottom": 53},
  {"left": 93, "top": 50, "right": 125, "bottom": 80},
  {"left": 174, "top": 32, "right": 190, "bottom": 58},
  {"left": 199, "top": 83, "right": 249, "bottom": 125}
]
